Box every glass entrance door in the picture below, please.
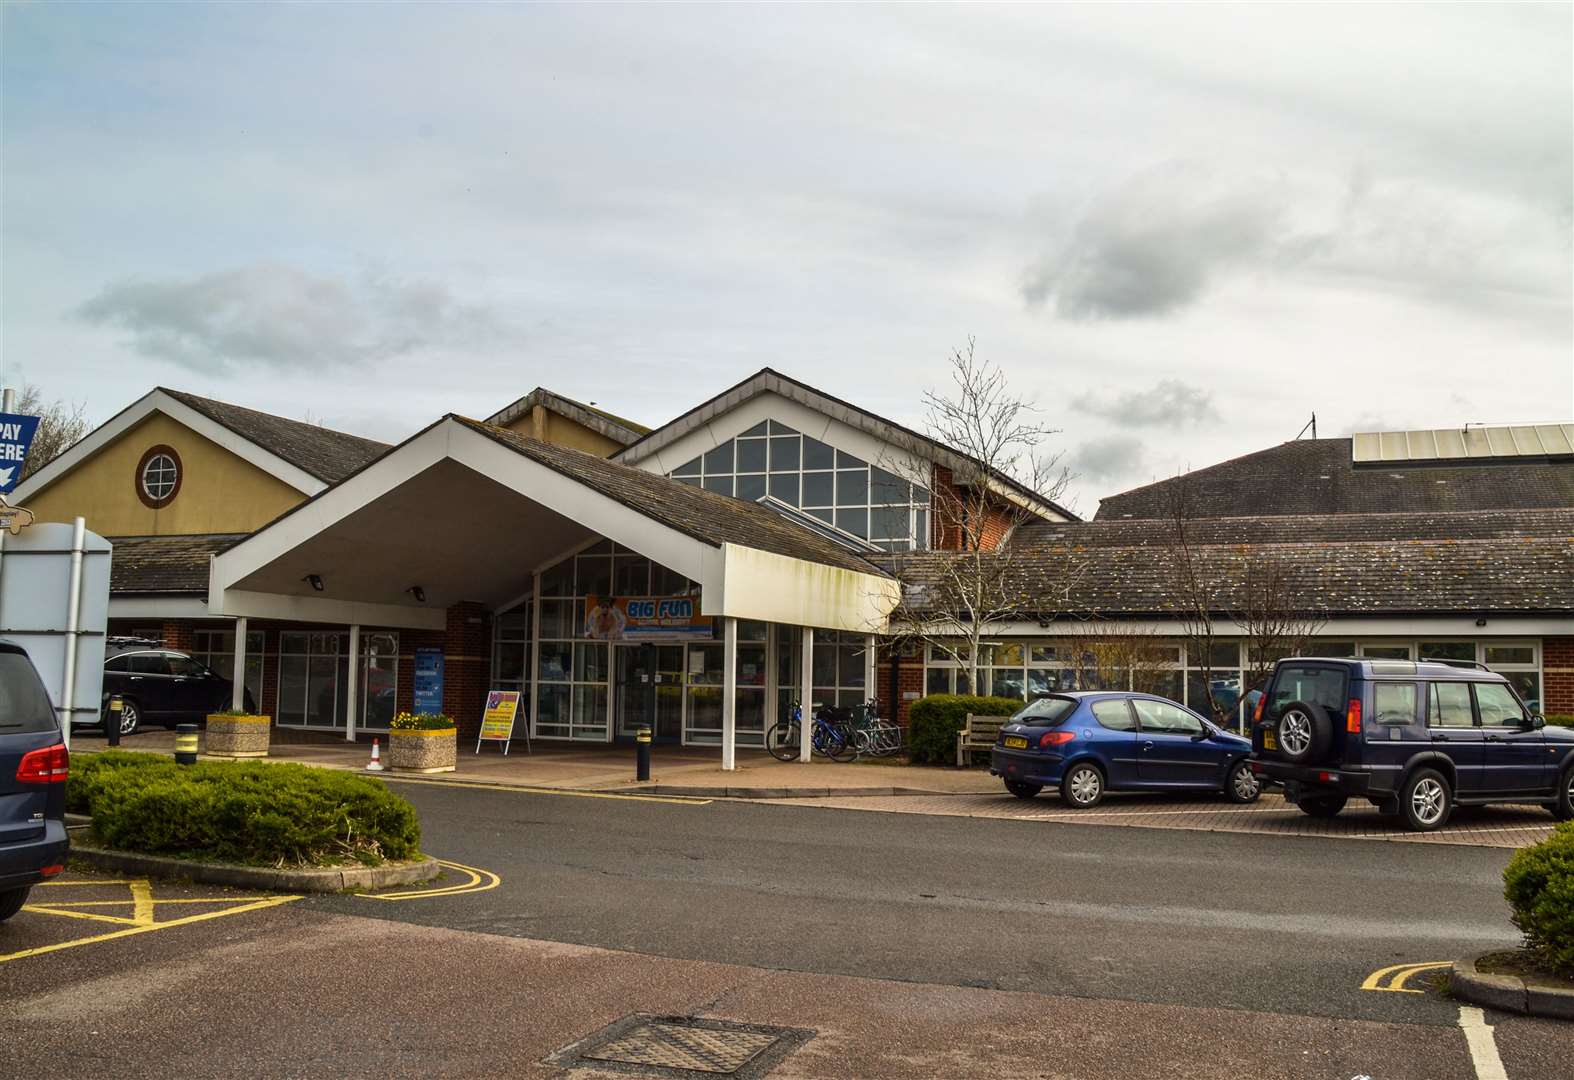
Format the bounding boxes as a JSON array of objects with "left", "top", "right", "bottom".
[{"left": 617, "top": 644, "right": 685, "bottom": 742}]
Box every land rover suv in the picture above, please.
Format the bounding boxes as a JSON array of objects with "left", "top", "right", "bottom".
[{"left": 1249, "top": 657, "right": 1574, "bottom": 832}]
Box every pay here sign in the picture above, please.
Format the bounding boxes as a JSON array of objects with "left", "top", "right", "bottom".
[{"left": 0, "top": 413, "right": 41, "bottom": 495}]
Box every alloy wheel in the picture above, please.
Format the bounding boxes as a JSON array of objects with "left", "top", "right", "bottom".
[
  {"left": 1069, "top": 767, "right": 1101, "bottom": 805},
  {"left": 118, "top": 702, "right": 140, "bottom": 736},
  {"left": 1411, "top": 777, "right": 1446, "bottom": 825},
  {"left": 1279, "top": 710, "right": 1312, "bottom": 757},
  {"left": 1232, "top": 763, "right": 1260, "bottom": 800}
]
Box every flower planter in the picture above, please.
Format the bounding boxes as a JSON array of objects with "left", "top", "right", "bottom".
[
  {"left": 204, "top": 714, "right": 271, "bottom": 758},
  {"left": 388, "top": 727, "right": 457, "bottom": 773}
]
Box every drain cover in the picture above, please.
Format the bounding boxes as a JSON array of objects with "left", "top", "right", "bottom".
[{"left": 548, "top": 1014, "right": 814, "bottom": 1079}]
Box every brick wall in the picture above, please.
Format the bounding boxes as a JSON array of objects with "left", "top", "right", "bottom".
[
  {"left": 929, "top": 465, "right": 1018, "bottom": 553},
  {"left": 876, "top": 643, "right": 926, "bottom": 727},
  {"left": 159, "top": 619, "right": 195, "bottom": 651},
  {"left": 1544, "top": 636, "right": 1574, "bottom": 715},
  {"left": 441, "top": 602, "right": 493, "bottom": 739}
]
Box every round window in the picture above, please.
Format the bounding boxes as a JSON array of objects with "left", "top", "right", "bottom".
[{"left": 135, "top": 445, "right": 183, "bottom": 508}]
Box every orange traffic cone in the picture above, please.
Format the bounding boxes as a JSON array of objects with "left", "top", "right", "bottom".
[{"left": 366, "top": 737, "right": 384, "bottom": 772}]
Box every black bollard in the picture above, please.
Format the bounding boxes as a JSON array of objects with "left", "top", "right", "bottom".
[
  {"left": 636, "top": 725, "right": 652, "bottom": 782},
  {"left": 174, "top": 723, "right": 199, "bottom": 765},
  {"left": 105, "top": 696, "right": 123, "bottom": 747}
]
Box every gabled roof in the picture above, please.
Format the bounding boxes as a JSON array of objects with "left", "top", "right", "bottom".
[
  {"left": 1096, "top": 437, "right": 1574, "bottom": 520},
  {"left": 108, "top": 533, "right": 248, "bottom": 594},
  {"left": 1014, "top": 507, "right": 1574, "bottom": 547},
  {"left": 612, "top": 367, "right": 1078, "bottom": 522},
  {"left": 483, "top": 387, "right": 650, "bottom": 447},
  {"left": 13, "top": 387, "right": 390, "bottom": 501}
]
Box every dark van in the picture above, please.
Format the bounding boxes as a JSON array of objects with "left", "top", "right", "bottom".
[
  {"left": 0, "top": 640, "right": 70, "bottom": 921},
  {"left": 1250, "top": 657, "right": 1574, "bottom": 832}
]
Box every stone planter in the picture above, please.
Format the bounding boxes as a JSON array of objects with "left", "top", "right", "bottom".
[
  {"left": 388, "top": 728, "right": 457, "bottom": 773},
  {"left": 204, "top": 714, "right": 271, "bottom": 758}
]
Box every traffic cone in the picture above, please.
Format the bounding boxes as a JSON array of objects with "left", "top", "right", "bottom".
[{"left": 366, "top": 737, "right": 384, "bottom": 772}]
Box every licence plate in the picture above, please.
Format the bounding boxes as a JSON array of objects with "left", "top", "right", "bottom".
[
  {"left": 1003, "top": 735, "right": 1029, "bottom": 749},
  {"left": 1263, "top": 731, "right": 1277, "bottom": 751}
]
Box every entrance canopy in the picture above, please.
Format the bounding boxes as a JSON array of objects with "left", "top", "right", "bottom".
[{"left": 209, "top": 416, "right": 899, "bottom": 633}]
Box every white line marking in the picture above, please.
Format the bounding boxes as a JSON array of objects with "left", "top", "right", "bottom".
[{"left": 1457, "top": 1006, "right": 1509, "bottom": 1080}]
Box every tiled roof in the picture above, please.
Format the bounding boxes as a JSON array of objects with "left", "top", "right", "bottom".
[
  {"left": 1014, "top": 508, "right": 1574, "bottom": 547},
  {"left": 483, "top": 387, "right": 650, "bottom": 447},
  {"left": 457, "top": 418, "right": 891, "bottom": 578},
  {"left": 108, "top": 533, "right": 247, "bottom": 594},
  {"left": 1096, "top": 438, "right": 1574, "bottom": 520},
  {"left": 162, "top": 389, "right": 390, "bottom": 483}
]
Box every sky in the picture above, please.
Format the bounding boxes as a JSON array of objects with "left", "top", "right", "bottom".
[{"left": 3, "top": 3, "right": 1570, "bottom": 514}]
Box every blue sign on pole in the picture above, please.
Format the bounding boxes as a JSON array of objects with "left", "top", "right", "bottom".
[
  {"left": 413, "top": 647, "right": 445, "bottom": 715},
  {"left": 0, "top": 413, "right": 41, "bottom": 495}
]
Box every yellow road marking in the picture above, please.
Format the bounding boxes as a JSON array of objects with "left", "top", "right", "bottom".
[
  {"left": 379, "top": 775, "right": 712, "bottom": 805},
  {"left": 35, "top": 879, "right": 136, "bottom": 887},
  {"left": 359, "top": 859, "right": 501, "bottom": 901},
  {"left": 20, "top": 905, "right": 142, "bottom": 927},
  {"left": 1361, "top": 961, "right": 1453, "bottom": 992},
  {"left": 129, "top": 879, "right": 155, "bottom": 926},
  {"left": 1, "top": 895, "right": 300, "bottom": 964},
  {"left": 18, "top": 897, "right": 268, "bottom": 907}
]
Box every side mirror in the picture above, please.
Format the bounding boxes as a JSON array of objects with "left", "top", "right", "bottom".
[{"left": 1528, "top": 715, "right": 1546, "bottom": 731}]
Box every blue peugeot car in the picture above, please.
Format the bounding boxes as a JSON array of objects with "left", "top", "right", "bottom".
[{"left": 989, "top": 692, "right": 1260, "bottom": 808}]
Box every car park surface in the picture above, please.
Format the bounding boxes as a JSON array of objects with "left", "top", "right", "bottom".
[{"left": 0, "top": 640, "right": 70, "bottom": 922}]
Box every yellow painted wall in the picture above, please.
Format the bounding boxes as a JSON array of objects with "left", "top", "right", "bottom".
[
  {"left": 25, "top": 412, "right": 307, "bottom": 537},
  {"left": 501, "top": 406, "right": 624, "bottom": 458}
]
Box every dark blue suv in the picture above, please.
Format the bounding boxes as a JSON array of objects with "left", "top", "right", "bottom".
[
  {"left": 1250, "top": 657, "right": 1574, "bottom": 831},
  {"left": 0, "top": 640, "right": 70, "bottom": 922}
]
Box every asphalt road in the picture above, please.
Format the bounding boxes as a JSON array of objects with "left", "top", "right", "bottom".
[{"left": 314, "top": 779, "right": 1520, "bottom": 1026}]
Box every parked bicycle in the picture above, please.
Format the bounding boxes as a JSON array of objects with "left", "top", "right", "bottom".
[
  {"left": 765, "top": 701, "right": 856, "bottom": 762},
  {"left": 848, "top": 699, "right": 903, "bottom": 758}
]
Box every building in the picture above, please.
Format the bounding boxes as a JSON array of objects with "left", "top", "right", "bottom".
[{"left": 12, "top": 378, "right": 1572, "bottom": 763}]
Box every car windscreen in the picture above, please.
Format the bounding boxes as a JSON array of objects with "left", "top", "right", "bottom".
[
  {"left": 1011, "top": 696, "right": 1077, "bottom": 726},
  {"left": 0, "top": 651, "right": 60, "bottom": 734},
  {"left": 1268, "top": 665, "right": 1347, "bottom": 717}
]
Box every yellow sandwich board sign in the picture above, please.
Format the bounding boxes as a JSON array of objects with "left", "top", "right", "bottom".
[{"left": 475, "top": 690, "right": 524, "bottom": 755}]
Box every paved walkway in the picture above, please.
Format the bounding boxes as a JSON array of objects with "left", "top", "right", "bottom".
[{"left": 66, "top": 730, "right": 998, "bottom": 797}]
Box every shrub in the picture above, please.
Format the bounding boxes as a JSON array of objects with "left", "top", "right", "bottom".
[
  {"left": 1502, "top": 821, "right": 1574, "bottom": 978},
  {"left": 66, "top": 750, "right": 173, "bottom": 814},
  {"left": 390, "top": 711, "right": 456, "bottom": 731},
  {"left": 1544, "top": 714, "right": 1573, "bottom": 728},
  {"left": 79, "top": 760, "right": 421, "bottom": 867},
  {"left": 907, "top": 694, "right": 1026, "bottom": 765}
]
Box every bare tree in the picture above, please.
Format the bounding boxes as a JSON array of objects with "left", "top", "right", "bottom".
[
  {"left": 1065, "top": 631, "right": 1179, "bottom": 698},
  {"left": 1164, "top": 470, "right": 1225, "bottom": 720},
  {"left": 1233, "top": 552, "right": 1327, "bottom": 697},
  {"left": 13, "top": 384, "right": 90, "bottom": 481},
  {"left": 884, "top": 338, "right": 1077, "bottom": 694}
]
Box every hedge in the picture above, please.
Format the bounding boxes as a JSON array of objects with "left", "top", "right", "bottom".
[
  {"left": 1544, "top": 714, "right": 1573, "bottom": 727},
  {"left": 1502, "top": 821, "right": 1574, "bottom": 978},
  {"left": 69, "top": 753, "right": 421, "bottom": 867},
  {"left": 907, "top": 694, "right": 1027, "bottom": 765}
]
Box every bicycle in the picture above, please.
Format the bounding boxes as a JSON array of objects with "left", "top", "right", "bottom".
[
  {"left": 765, "top": 702, "right": 856, "bottom": 762},
  {"left": 848, "top": 699, "right": 903, "bottom": 758}
]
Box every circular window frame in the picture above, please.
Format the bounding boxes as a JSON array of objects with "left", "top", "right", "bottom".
[{"left": 135, "top": 445, "right": 183, "bottom": 509}]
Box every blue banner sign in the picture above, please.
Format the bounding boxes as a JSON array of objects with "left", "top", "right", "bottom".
[
  {"left": 0, "top": 413, "right": 41, "bottom": 495},
  {"left": 413, "top": 647, "right": 445, "bottom": 714}
]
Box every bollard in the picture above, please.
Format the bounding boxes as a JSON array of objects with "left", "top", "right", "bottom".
[
  {"left": 635, "top": 725, "right": 652, "bottom": 782},
  {"left": 105, "top": 695, "right": 123, "bottom": 748},
  {"left": 174, "top": 723, "right": 199, "bottom": 765}
]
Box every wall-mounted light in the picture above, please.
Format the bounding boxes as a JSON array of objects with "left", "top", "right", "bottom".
[
  {"left": 304, "top": 574, "right": 324, "bottom": 592},
  {"left": 407, "top": 585, "right": 426, "bottom": 603},
  {"left": 1475, "top": 616, "right": 1488, "bottom": 627}
]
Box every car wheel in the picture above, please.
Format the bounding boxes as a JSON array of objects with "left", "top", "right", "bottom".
[
  {"left": 1297, "top": 794, "right": 1347, "bottom": 818},
  {"left": 1060, "top": 762, "right": 1105, "bottom": 809},
  {"left": 1400, "top": 768, "right": 1452, "bottom": 832},
  {"left": 1004, "top": 779, "right": 1042, "bottom": 800},
  {"left": 1275, "top": 700, "right": 1332, "bottom": 764},
  {"left": 110, "top": 699, "right": 141, "bottom": 737},
  {"left": 0, "top": 886, "right": 29, "bottom": 923},
  {"left": 1549, "top": 763, "right": 1573, "bottom": 822},
  {"left": 1225, "top": 759, "right": 1261, "bottom": 804}
]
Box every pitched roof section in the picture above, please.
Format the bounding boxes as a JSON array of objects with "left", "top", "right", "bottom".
[
  {"left": 1096, "top": 438, "right": 1574, "bottom": 520},
  {"left": 108, "top": 533, "right": 248, "bottom": 594},
  {"left": 483, "top": 387, "right": 650, "bottom": 447},
  {"left": 612, "top": 367, "right": 1078, "bottom": 522},
  {"left": 160, "top": 389, "right": 390, "bottom": 484},
  {"left": 455, "top": 417, "right": 891, "bottom": 578},
  {"left": 1015, "top": 508, "right": 1574, "bottom": 547}
]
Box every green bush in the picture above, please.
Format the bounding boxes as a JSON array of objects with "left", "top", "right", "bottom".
[
  {"left": 1544, "top": 714, "right": 1573, "bottom": 727},
  {"left": 66, "top": 750, "right": 173, "bottom": 814},
  {"left": 907, "top": 694, "right": 1027, "bottom": 765},
  {"left": 391, "top": 711, "right": 456, "bottom": 730},
  {"left": 77, "top": 759, "right": 421, "bottom": 867},
  {"left": 1503, "top": 821, "right": 1574, "bottom": 978}
]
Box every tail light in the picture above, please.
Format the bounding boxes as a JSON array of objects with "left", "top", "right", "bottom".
[
  {"left": 1345, "top": 698, "right": 1362, "bottom": 733},
  {"left": 1039, "top": 730, "right": 1075, "bottom": 749},
  {"left": 39, "top": 864, "right": 64, "bottom": 878},
  {"left": 16, "top": 743, "right": 69, "bottom": 784},
  {"left": 1253, "top": 693, "right": 1266, "bottom": 724}
]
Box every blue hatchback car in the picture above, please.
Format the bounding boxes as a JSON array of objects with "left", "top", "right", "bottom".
[{"left": 989, "top": 692, "right": 1260, "bottom": 808}]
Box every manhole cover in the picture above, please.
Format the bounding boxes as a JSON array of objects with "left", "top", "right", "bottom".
[{"left": 547, "top": 1014, "right": 814, "bottom": 1079}]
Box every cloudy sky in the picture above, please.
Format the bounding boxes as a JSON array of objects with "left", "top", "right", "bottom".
[{"left": 3, "top": 4, "right": 1569, "bottom": 513}]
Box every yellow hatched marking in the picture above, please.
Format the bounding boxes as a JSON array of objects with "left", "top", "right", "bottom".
[
  {"left": 19, "top": 897, "right": 268, "bottom": 907},
  {"left": 2, "top": 895, "right": 300, "bottom": 964},
  {"left": 35, "top": 879, "right": 136, "bottom": 887},
  {"left": 1361, "top": 961, "right": 1452, "bottom": 993},
  {"left": 129, "top": 879, "right": 155, "bottom": 925},
  {"left": 359, "top": 859, "right": 501, "bottom": 901},
  {"left": 21, "top": 905, "right": 142, "bottom": 927}
]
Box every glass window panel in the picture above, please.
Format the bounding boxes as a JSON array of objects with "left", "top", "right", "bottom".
[
  {"left": 835, "top": 449, "right": 865, "bottom": 468},
  {"left": 703, "top": 475, "right": 734, "bottom": 496},
  {"left": 1187, "top": 671, "right": 1241, "bottom": 723},
  {"left": 802, "top": 437, "right": 835, "bottom": 470},
  {"left": 1420, "top": 642, "right": 1475, "bottom": 663},
  {"left": 574, "top": 642, "right": 608, "bottom": 682},
  {"left": 741, "top": 421, "right": 768, "bottom": 437},
  {"left": 926, "top": 667, "right": 951, "bottom": 695},
  {"left": 870, "top": 467, "right": 907, "bottom": 505},
  {"left": 738, "top": 620, "right": 768, "bottom": 642},
  {"left": 689, "top": 643, "right": 724, "bottom": 685},
  {"left": 734, "top": 688, "right": 766, "bottom": 734},
  {"left": 1316, "top": 642, "right": 1357, "bottom": 657},
  {"left": 1206, "top": 643, "right": 1240, "bottom": 668},
  {"left": 1485, "top": 645, "right": 1535, "bottom": 666},
  {"left": 1475, "top": 682, "right": 1526, "bottom": 726},
  {"left": 835, "top": 507, "right": 868, "bottom": 539},
  {"left": 652, "top": 564, "right": 688, "bottom": 596},
  {"left": 768, "top": 473, "right": 799, "bottom": 505},
  {"left": 540, "top": 560, "right": 572, "bottom": 597},
  {"left": 675, "top": 475, "right": 700, "bottom": 487},
  {"left": 913, "top": 509, "right": 928, "bottom": 548},
  {"left": 1363, "top": 645, "right": 1411, "bottom": 659},
  {"left": 575, "top": 557, "right": 611, "bottom": 598},
  {"left": 870, "top": 506, "right": 908, "bottom": 540},
  {"left": 1373, "top": 682, "right": 1418, "bottom": 725},
  {"left": 1091, "top": 700, "right": 1137, "bottom": 731},
  {"left": 1134, "top": 699, "right": 1204, "bottom": 735},
  {"left": 994, "top": 643, "right": 1025, "bottom": 666},
  {"left": 767, "top": 420, "right": 797, "bottom": 434},
  {"left": 673, "top": 457, "right": 702, "bottom": 477},
  {"left": 1026, "top": 669, "right": 1053, "bottom": 696},
  {"left": 538, "top": 641, "right": 572, "bottom": 682},
  {"left": 536, "top": 684, "right": 570, "bottom": 736},
  {"left": 1144, "top": 670, "right": 1185, "bottom": 704},
  {"left": 703, "top": 443, "right": 734, "bottom": 474},
  {"left": 613, "top": 555, "right": 649, "bottom": 596},
  {"left": 836, "top": 469, "right": 868, "bottom": 505},
  {"left": 806, "top": 505, "right": 834, "bottom": 524},
  {"left": 736, "top": 473, "right": 766, "bottom": 501},
  {"left": 738, "top": 644, "right": 767, "bottom": 687},
  {"left": 802, "top": 472, "right": 834, "bottom": 506},
  {"left": 736, "top": 438, "right": 767, "bottom": 472},
  {"left": 769, "top": 436, "right": 800, "bottom": 472},
  {"left": 993, "top": 669, "right": 1025, "bottom": 700},
  {"left": 587, "top": 540, "right": 614, "bottom": 554},
  {"left": 572, "top": 685, "right": 608, "bottom": 735},
  {"left": 1428, "top": 682, "right": 1474, "bottom": 727},
  {"left": 687, "top": 685, "right": 723, "bottom": 737},
  {"left": 812, "top": 642, "right": 836, "bottom": 687},
  {"left": 1504, "top": 671, "right": 1542, "bottom": 712},
  {"left": 838, "top": 644, "right": 865, "bottom": 688},
  {"left": 497, "top": 643, "right": 526, "bottom": 684},
  {"left": 539, "top": 598, "right": 575, "bottom": 639}
]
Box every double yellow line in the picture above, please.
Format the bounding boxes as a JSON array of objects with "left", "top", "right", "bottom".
[
  {"left": 1362, "top": 960, "right": 1452, "bottom": 993},
  {"left": 358, "top": 859, "right": 500, "bottom": 901}
]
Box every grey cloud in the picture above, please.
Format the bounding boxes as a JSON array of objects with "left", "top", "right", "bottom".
[
  {"left": 1072, "top": 379, "right": 1219, "bottom": 428},
  {"left": 1023, "top": 161, "right": 1288, "bottom": 319},
  {"left": 76, "top": 264, "right": 501, "bottom": 372},
  {"left": 1073, "top": 434, "right": 1147, "bottom": 487}
]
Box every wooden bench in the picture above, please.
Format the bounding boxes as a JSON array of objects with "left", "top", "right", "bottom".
[{"left": 956, "top": 713, "right": 1012, "bottom": 767}]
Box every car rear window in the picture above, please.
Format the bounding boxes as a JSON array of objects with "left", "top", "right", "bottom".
[
  {"left": 0, "top": 651, "right": 59, "bottom": 734},
  {"left": 1269, "top": 665, "right": 1346, "bottom": 716},
  {"left": 1012, "top": 696, "right": 1076, "bottom": 726}
]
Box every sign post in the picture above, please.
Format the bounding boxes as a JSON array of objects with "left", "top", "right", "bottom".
[{"left": 476, "top": 689, "right": 524, "bottom": 755}]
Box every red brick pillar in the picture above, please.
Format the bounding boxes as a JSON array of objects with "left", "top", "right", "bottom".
[
  {"left": 442, "top": 603, "right": 492, "bottom": 739},
  {"left": 1544, "top": 637, "right": 1574, "bottom": 716},
  {"left": 160, "top": 620, "right": 195, "bottom": 651}
]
